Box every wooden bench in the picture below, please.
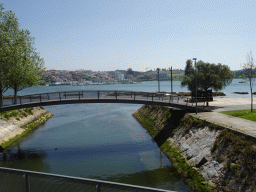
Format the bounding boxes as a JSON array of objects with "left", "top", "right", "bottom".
[{"left": 190, "top": 90, "right": 213, "bottom": 106}]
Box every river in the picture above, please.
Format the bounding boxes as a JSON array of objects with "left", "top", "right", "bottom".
[{"left": 0, "top": 79, "right": 254, "bottom": 191}]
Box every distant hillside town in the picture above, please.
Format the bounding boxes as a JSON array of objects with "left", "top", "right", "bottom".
[
  {"left": 40, "top": 68, "right": 243, "bottom": 86},
  {"left": 40, "top": 68, "right": 185, "bottom": 86}
]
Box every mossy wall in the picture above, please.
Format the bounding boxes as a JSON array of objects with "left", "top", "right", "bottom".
[
  {"left": 133, "top": 104, "right": 256, "bottom": 192},
  {"left": 133, "top": 105, "right": 213, "bottom": 192},
  {"left": 0, "top": 107, "right": 53, "bottom": 150}
]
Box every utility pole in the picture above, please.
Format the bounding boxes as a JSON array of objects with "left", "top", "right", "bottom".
[
  {"left": 170, "top": 66, "right": 173, "bottom": 94},
  {"left": 193, "top": 58, "right": 198, "bottom": 114},
  {"left": 157, "top": 68, "right": 160, "bottom": 92}
]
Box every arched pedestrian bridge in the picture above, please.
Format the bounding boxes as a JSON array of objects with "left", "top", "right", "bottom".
[{"left": 0, "top": 90, "right": 208, "bottom": 112}]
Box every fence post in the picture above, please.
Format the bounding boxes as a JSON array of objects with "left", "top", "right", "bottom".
[
  {"left": 96, "top": 183, "right": 101, "bottom": 192},
  {"left": 98, "top": 91, "right": 100, "bottom": 99},
  {"left": 59, "top": 93, "right": 61, "bottom": 101},
  {"left": 23, "top": 174, "right": 30, "bottom": 192}
]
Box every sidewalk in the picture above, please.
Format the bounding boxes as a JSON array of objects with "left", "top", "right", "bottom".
[{"left": 191, "top": 97, "right": 256, "bottom": 138}]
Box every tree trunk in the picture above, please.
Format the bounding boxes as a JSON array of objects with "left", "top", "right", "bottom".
[{"left": 14, "top": 86, "right": 18, "bottom": 105}]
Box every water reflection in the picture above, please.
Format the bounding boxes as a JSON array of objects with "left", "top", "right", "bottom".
[{"left": 0, "top": 144, "right": 49, "bottom": 172}]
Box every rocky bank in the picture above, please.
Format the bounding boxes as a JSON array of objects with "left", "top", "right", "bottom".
[{"left": 133, "top": 105, "right": 256, "bottom": 192}]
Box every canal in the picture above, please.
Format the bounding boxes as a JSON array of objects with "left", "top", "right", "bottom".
[
  {"left": 0, "top": 101, "right": 189, "bottom": 191},
  {"left": 0, "top": 79, "right": 251, "bottom": 191}
]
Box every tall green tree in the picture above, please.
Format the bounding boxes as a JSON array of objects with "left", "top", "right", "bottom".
[
  {"left": 8, "top": 29, "right": 45, "bottom": 104},
  {"left": 0, "top": 4, "right": 45, "bottom": 105},
  {"left": 0, "top": 4, "right": 20, "bottom": 107},
  {"left": 241, "top": 51, "right": 256, "bottom": 112},
  {"left": 181, "top": 60, "right": 234, "bottom": 91}
]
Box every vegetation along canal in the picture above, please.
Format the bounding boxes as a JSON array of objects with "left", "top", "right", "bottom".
[{"left": 0, "top": 102, "right": 189, "bottom": 191}]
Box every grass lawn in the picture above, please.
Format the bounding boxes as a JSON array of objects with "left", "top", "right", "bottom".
[{"left": 220, "top": 109, "right": 256, "bottom": 122}]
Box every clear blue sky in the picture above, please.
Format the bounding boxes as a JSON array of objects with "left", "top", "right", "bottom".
[{"left": 2, "top": 0, "right": 256, "bottom": 71}]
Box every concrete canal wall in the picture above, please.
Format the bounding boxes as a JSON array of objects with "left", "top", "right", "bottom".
[
  {"left": 133, "top": 105, "right": 256, "bottom": 192},
  {"left": 0, "top": 107, "right": 53, "bottom": 150}
]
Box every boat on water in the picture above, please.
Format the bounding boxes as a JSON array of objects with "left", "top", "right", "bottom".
[
  {"left": 239, "top": 81, "right": 246, "bottom": 83},
  {"left": 77, "top": 83, "right": 88, "bottom": 86},
  {"left": 49, "top": 82, "right": 71, "bottom": 86}
]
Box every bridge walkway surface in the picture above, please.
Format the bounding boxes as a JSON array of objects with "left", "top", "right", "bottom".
[{"left": 191, "top": 97, "right": 256, "bottom": 139}]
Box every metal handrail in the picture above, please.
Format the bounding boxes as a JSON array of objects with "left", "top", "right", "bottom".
[
  {"left": 0, "top": 91, "right": 198, "bottom": 112},
  {"left": 0, "top": 167, "right": 175, "bottom": 192},
  {"left": 1, "top": 91, "right": 179, "bottom": 105}
]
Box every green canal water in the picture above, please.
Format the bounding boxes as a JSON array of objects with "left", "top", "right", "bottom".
[
  {"left": 0, "top": 103, "right": 189, "bottom": 191},
  {"left": 0, "top": 79, "right": 251, "bottom": 190}
]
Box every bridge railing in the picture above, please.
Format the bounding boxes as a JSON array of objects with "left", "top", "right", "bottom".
[
  {"left": 1, "top": 91, "right": 181, "bottom": 107},
  {"left": 0, "top": 167, "right": 175, "bottom": 192}
]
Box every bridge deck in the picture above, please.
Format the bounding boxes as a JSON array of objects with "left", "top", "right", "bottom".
[{"left": 0, "top": 90, "right": 209, "bottom": 112}]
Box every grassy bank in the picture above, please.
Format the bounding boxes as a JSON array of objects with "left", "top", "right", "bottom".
[
  {"left": 0, "top": 108, "right": 53, "bottom": 149},
  {"left": 133, "top": 105, "right": 213, "bottom": 192},
  {"left": 220, "top": 109, "right": 256, "bottom": 122}
]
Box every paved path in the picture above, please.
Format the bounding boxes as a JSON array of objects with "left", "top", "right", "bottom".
[{"left": 191, "top": 97, "right": 256, "bottom": 138}]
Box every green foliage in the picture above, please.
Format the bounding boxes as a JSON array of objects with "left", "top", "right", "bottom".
[
  {"left": 211, "top": 142, "right": 219, "bottom": 152},
  {"left": 24, "top": 107, "right": 33, "bottom": 115},
  {"left": 10, "top": 111, "right": 18, "bottom": 117},
  {"left": 181, "top": 60, "right": 234, "bottom": 91},
  {"left": 0, "top": 3, "right": 45, "bottom": 105},
  {"left": 82, "top": 76, "right": 95, "bottom": 81},
  {"left": 217, "top": 155, "right": 225, "bottom": 163},
  {"left": 3, "top": 114, "right": 10, "bottom": 120},
  {"left": 22, "top": 112, "right": 28, "bottom": 117}
]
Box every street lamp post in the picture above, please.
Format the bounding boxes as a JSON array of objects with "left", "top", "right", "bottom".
[
  {"left": 157, "top": 68, "right": 160, "bottom": 92},
  {"left": 193, "top": 58, "right": 198, "bottom": 114},
  {"left": 169, "top": 67, "right": 173, "bottom": 102},
  {"left": 170, "top": 66, "right": 173, "bottom": 94}
]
